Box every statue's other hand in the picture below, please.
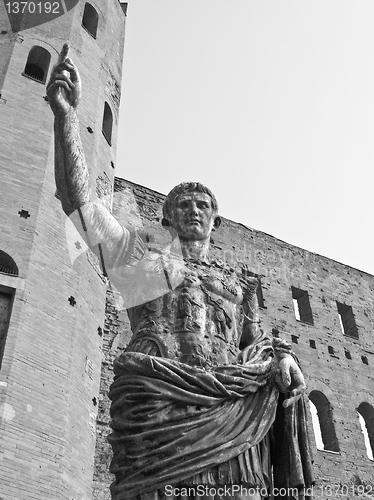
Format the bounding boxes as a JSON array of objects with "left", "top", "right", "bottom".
[
  {"left": 47, "top": 44, "right": 82, "bottom": 116},
  {"left": 275, "top": 354, "right": 306, "bottom": 408}
]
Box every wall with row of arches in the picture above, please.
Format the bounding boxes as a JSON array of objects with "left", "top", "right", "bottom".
[{"left": 308, "top": 389, "right": 374, "bottom": 461}]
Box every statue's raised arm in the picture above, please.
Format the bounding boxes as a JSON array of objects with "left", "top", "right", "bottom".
[{"left": 47, "top": 44, "right": 127, "bottom": 268}]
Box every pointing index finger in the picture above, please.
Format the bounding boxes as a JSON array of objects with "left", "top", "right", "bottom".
[{"left": 58, "top": 43, "right": 70, "bottom": 64}]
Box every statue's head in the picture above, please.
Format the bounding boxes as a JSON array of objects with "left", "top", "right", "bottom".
[{"left": 162, "top": 182, "right": 221, "bottom": 241}]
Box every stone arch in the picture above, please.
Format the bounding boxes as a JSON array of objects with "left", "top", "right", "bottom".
[
  {"left": 23, "top": 45, "right": 51, "bottom": 83},
  {"left": 0, "top": 244, "right": 25, "bottom": 280},
  {"left": 357, "top": 402, "right": 374, "bottom": 460},
  {"left": 0, "top": 249, "right": 19, "bottom": 371},
  {"left": 0, "top": 250, "right": 18, "bottom": 277},
  {"left": 304, "top": 377, "right": 341, "bottom": 409},
  {"left": 350, "top": 391, "right": 374, "bottom": 409},
  {"left": 351, "top": 391, "right": 374, "bottom": 460},
  {"left": 309, "top": 390, "right": 340, "bottom": 452}
]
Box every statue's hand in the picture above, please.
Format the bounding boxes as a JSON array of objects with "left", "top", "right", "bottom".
[
  {"left": 274, "top": 354, "right": 306, "bottom": 408},
  {"left": 47, "top": 44, "right": 81, "bottom": 116}
]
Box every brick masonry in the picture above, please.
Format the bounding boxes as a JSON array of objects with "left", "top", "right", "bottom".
[
  {"left": 93, "top": 178, "right": 374, "bottom": 499},
  {"left": 0, "top": 2, "right": 126, "bottom": 499}
]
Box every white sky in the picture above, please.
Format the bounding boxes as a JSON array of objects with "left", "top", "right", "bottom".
[{"left": 116, "top": 0, "right": 374, "bottom": 275}]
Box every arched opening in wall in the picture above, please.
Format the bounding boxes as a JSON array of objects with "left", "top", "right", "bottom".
[
  {"left": 0, "top": 287, "right": 14, "bottom": 371},
  {"left": 23, "top": 46, "right": 51, "bottom": 83},
  {"left": 0, "top": 251, "right": 18, "bottom": 276},
  {"left": 102, "top": 102, "right": 113, "bottom": 145},
  {"left": 357, "top": 403, "right": 374, "bottom": 460},
  {"left": 309, "top": 391, "right": 340, "bottom": 453},
  {"left": 82, "top": 3, "right": 99, "bottom": 38},
  {"left": 0, "top": 251, "right": 17, "bottom": 371}
]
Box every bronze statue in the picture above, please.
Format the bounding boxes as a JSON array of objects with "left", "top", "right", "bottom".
[{"left": 47, "top": 45, "right": 314, "bottom": 500}]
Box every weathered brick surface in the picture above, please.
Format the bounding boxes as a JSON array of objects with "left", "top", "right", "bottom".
[
  {"left": 0, "top": 2, "right": 126, "bottom": 499},
  {"left": 93, "top": 178, "right": 374, "bottom": 499}
]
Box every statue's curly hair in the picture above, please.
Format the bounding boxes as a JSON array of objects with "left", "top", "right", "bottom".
[{"left": 162, "top": 182, "right": 219, "bottom": 227}]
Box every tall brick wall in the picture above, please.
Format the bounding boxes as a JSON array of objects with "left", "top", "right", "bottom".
[
  {"left": 0, "top": 2, "right": 126, "bottom": 499},
  {"left": 93, "top": 178, "right": 374, "bottom": 499}
]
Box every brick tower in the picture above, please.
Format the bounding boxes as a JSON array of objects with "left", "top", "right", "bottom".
[{"left": 0, "top": 2, "right": 127, "bottom": 499}]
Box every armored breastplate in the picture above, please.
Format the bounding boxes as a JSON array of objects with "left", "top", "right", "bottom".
[{"left": 126, "top": 252, "right": 245, "bottom": 368}]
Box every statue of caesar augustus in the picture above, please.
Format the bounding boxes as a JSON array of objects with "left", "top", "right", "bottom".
[{"left": 47, "top": 45, "right": 314, "bottom": 500}]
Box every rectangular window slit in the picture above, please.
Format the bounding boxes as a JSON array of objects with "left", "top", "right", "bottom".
[
  {"left": 336, "top": 301, "right": 358, "bottom": 339},
  {"left": 291, "top": 287, "right": 313, "bottom": 324}
]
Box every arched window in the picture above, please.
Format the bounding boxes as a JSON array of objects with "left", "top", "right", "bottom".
[
  {"left": 357, "top": 403, "right": 374, "bottom": 460},
  {"left": 102, "top": 102, "right": 113, "bottom": 145},
  {"left": 0, "top": 288, "right": 14, "bottom": 371},
  {"left": 0, "top": 251, "right": 17, "bottom": 371},
  {"left": 82, "top": 3, "right": 99, "bottom": 39},
  {"left": 0, "top": 250, "right": 18, "bottom": 276},
  {"left": 309, "top": 391, "right": 340, "bottom": 452},
  {"left": 23, "top": 46, "right": 51, "bottom": 83}
]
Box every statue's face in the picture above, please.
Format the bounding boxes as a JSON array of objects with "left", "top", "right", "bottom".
[{"left": 169, "top": 192, "right": 216, "bottom": 241}]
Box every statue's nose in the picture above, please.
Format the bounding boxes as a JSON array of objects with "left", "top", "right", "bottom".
[
  {"left": 189, "top": 203, "right": 199, "bottom": 215},
  {"left": 188, "top": 201, "right": 197, "bottom": 214}
]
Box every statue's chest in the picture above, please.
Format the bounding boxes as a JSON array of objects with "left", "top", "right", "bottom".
[
  {"left": 134, "top": 255, "right": 245, "bottom": 366},
  {"left": 141, "top": 253, "right": 243, "bottom": 303},
  {"left": 163, "top": 257, "right": 243, "bottom": 303}
]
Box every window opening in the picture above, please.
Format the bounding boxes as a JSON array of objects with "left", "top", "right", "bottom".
[
  {"left": 102, "top": 102, "right": 113, "bottom": 145},
  {"left": 0, "top": 290, "right": 14, "bottom": 370},
  {"left": 361, "top": 355, "right": 369, "bottom": 365},
  {"left": 336, "top": 301, "right": 358, "bottom": 339},
  {"left": 309, "top": 400, "right": 324, "bottom": 450},
  {"left": 0, "top": 251, "right": 18, "bottom": 276},
  {"left": 309, "top": 339, "right": 316, "bottom": 349},
  {"left": 309, "top": 391, "right": 340, "bottom": 453},
  {"left": 291, "top": 287, "right": 313, "bottom": 324},
  {"left": 356, "top": 403, "right": 374, "bottom": 461},
  {"left": 82, "top": 3, "right": 99, "bottom": 38},
  {"left": 23, "top": 46, "right": 51, "bottom": 83},
  {"left": 344, "top": 350, "right": 352, "bottom": 360}
]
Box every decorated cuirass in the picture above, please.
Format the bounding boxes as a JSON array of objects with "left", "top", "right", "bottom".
[{"left": 125, "top": 250, "right": 257, "bottom": 368}]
